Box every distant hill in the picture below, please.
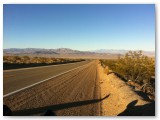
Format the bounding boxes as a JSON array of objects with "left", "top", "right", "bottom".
[{"left": 3, "top": 48, "right": 155, "bottom": 59}]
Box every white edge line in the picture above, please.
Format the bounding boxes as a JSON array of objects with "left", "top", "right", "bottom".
[
  {"left": 3, "top": 63, "right": 89, "bottom": 98},
  {"left": 3, "top": 60, "right": 87, "bottom": 72}
]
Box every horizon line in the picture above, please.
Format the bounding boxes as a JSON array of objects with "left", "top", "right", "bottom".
[{"left": 3, "top": 47, "right": 155, "bottom": 52}]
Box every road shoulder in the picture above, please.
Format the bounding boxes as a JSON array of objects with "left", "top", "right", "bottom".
[{"left": 97, "top": 62, "right": 150, "bottom": 116}]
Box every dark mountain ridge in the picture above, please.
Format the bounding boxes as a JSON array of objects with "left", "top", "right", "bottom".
[{"left": 3, "top": 48, "right": 155, "bottom": 59}]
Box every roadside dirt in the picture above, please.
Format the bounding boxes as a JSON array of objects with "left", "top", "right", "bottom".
[{"left": 97, "top": 62, "right": 154, "bottom": 116}]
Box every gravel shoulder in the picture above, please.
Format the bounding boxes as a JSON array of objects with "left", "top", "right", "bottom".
[{"left": 97, "top": 62, "right": 155, "bottom": 116}]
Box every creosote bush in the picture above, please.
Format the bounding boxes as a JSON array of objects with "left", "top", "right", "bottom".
[{"left": 100, "top": 51, "right": 155, "bottom": 85}]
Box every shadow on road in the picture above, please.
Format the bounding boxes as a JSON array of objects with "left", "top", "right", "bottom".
[
  {"left": 12, "top": 94, "right": 110, "bottom": 116},
  {"left": 118, "top": 100, "right": 155, "bottom": 116}
]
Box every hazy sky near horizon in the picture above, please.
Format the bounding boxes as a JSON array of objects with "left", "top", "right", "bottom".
[{"left": 4, "top": 4, "right": 155, "bottom": 51}]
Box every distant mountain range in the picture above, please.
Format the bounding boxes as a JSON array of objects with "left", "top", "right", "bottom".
[
  {"left": 3, "top": 48, "right": 97, "bottom": 55},
  {"left": 4, "top": 48, "right": 80, "bottom": 54},
  {"left": 3, "top": 48, "right": 155, "bottom": 59},
  {"left": 90, "top": 49, "right": 155, "bottom": 56}
]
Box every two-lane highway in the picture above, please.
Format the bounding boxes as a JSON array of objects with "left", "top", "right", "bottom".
[
  {"left": 3, "top": 60, "right": 102, "bottom": 116},
  {"left": 3, "top": 60, "right": 90, "bottom": 95}
]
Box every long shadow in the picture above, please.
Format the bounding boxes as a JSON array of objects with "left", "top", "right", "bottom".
[
  {"left": 118, "top": 100, "right": 155, "bottom": 116},
  {"left": 12, "top": 94, "right": 110, "bottom": 116},
  {"left": 134, "top": 91, "right": 153, "bottom": 102}
]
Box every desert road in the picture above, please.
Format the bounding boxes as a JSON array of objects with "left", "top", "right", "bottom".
[
  {"left": 3, "top": 60, "right": 105, "bottom": 116},
  {"left": 3, "top": 60, "right": 90, "bottom": 95}
]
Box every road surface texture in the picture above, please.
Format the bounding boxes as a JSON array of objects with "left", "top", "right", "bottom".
[
  {"left": 4, "top": 60, "right": 90, "bottom": 95},
  {"left": 4, "top": 60, "right": 105, "bottom": 116}
]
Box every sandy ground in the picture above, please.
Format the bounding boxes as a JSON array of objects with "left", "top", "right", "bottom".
[{"left": 97, "top": 62, "right": 154, "bottom": 116}]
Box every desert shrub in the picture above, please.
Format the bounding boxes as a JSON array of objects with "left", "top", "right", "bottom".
[
  {"left": 3, "top": 56, "right": 85, "bottom": 64},
  {"left": 12, "top": 56, "right": 21, "bottom": 63},
  {"left": 100, "top": 51, "right": 155, "bottom": 85},
  {"left": 21, "top": 56, "right": 30, "bottom": 63},
  {"left": 3, "top": 56, "right": 9, "bottom": 63}
]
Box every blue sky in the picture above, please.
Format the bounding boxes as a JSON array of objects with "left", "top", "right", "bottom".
[{"left": 3, "top": 4, "right": 155, "bottom": 51}]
